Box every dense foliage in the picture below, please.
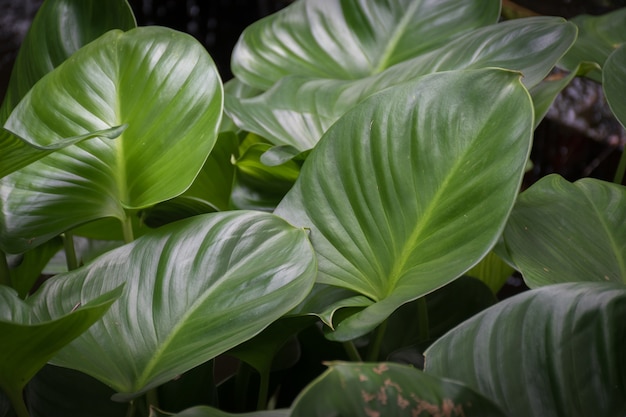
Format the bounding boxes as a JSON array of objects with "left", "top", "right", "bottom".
[{"left": 0, "top": 1, "right": 625, "bottom": 416}]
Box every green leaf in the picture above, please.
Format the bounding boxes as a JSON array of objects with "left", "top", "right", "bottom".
[
  {"left": 0, "top": 285, "right": 122, "bottom": 412},
  {"left": 38, "top": 211, "right": 315, "bottom": 398},
  {"left": 604, "top": 43, "right": 626, "bottom": 129},
  {"left": 231, "top": 0, "right": 500, "bottom": 90},
  {"left": 0, "top": 0, "right": 136, "bottom": 178},
  {"left": 503, "top": 175, "right": 626, "bottom": 287},
  {"left": 226, "top": 17, "right": 575, "bottom": 149},
  {"left": 559, "top": 8, "right": 626, "bottom": 82},
  {"left": 466, "top": 250, "right": 515, "bottom": 294},
  {"left": 150, "top": 406, "right": 289, "bottom": 417},
  {"left": 275, "top": 69, "right": 534, "bottom": 341},
  {"left": 1, "top": 27, "right": 223, "bottom": 253},
  {"left": 289, "top": 362, "right": 506, "bottom": 417},
  {"left": 424, "top": 282, "right": 626, "bottom": 417},
  {"left": 7, "top": 237, "right": 63, "bottom": 298}
]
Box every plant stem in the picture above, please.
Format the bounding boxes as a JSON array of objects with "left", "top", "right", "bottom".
[
  {"left": 121, "top": 214, "right": 135, "bottom": 244},
  {"left": 613, "top": 147, "right": 626, "bottom": 184},
  {"left": 146, "top": 388, "right": 160, "bottom": 410},
  {"left": 416, "top": 296, "right": 430, "bottom": 343},
  {"left": 125, "top": 400, "right": 136, "bottom": 417},
  {"left": 343, "top": 341, "right": 362, "bottom": 362},
  {"left": 62, "top": 232, "right": 79, "bottom": 271},
  {"left": 6, "top": 387, "right": 30, "bottom": 417},
  {"left": 256, "top": 368, "right": 270, "bottom": 411},
  {"left": 366, "top": 320, "right": 388, "bottom": 362},
  {"left": 234, "top": 361, "right": 252, "bottom": 412},
  {"left": 0, "top": 250, "right": 12, "bottom": 287}
]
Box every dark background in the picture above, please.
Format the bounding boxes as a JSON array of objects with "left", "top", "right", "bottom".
[{"left": 1, "top": 0, "right": 625, "bottom": 185}]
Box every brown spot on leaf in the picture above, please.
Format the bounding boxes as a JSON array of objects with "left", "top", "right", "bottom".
[
  {"left": 384, "top": 378, "right": 402, "bottom": 392},
  {"left": 362, "top": 390, "right": 376, "bottom": 402},
  {"left": 373, "top": 363, "right": 389, "bottom": 375},
  {"left": 364, "top": 407, "right": 380, "bottom": 417},
  {"left": 377, "top": 386, "right": 388, "bottom": 405},
  {"left": 397, "top": 394, "right": 410, "bottom": 409}
]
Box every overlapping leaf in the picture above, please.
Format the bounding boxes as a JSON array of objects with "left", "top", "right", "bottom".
[
  {"left": 35, "top": 211, "right": 315, "bottom": 398},
  {"left": 424, "top": 282, "right": 626, "bottom": 417},
  {"left": 226, "top": 17, "right": 576, "bottom": 149},
  {"left": 0, "top": 0, "right": 136, "bottom": 178},
  {"left": 603, "top": 43, "right": 626, "bottom": 129},
  {"left": 275, "top": 69, "right": 534, "bottom": 340},
  {"left": 1, "top": 27, "right": 223, "bottom": 253},
  {"left": 503, "top": 175, "right": 626, "bottom": 287},
  {"left": 231, "top": 0, "right": 500, "bottom": 90}
]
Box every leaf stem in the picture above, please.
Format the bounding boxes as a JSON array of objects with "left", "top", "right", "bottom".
[
  {"left": 343, "top": 341, "right": 363, "bottom": 362},
  {"left": 146, "top": 388, "right": 160, "bottom": 410},
  {"left": 366, "top": 320, "right": 388, "bottom": 362},
  {"left": 62, "top": 232, "right": 79, "bottom": 271},
  {"left": 5, "top": 387, "right": 30, "bottom": 417},
  {"left": 416, "top": 296, "right": 430, "bottom": 343},
  {"left": 0, "top": 250, "right": 12, "bottom": 287},
  {"left": 125, "top": 400, "right": 136, "bottom": 417},
  {"left": 256, "top": 368, "right": 270, "bottom": 411},
  {"left": 121, "top": 214, "right": 135, "bottom": 244},
  {"left": 234, "top": 361, "right": 252, "bottom": 411},
  {"left": 613, "top": 147, "right": 626, "bottom": 184}
]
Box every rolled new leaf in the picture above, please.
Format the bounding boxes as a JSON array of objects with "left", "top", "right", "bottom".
[
  {"left": 36, "top": 211, "right": 316, "bottom": 399},
  {"left": 424, "top": 282, "right": 626, "bottom": 417}
]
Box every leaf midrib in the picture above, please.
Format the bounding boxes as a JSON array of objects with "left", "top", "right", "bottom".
[{"left": 372, "top": 1, "right": 421, "bottom": 74}]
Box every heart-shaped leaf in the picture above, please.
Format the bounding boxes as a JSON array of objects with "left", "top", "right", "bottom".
[
  {"left": 503, "top": 174, "right": 626, "bottom": 287},
  {"left": 424, "top": 282, "right": 626, "bottom": 417},
  {"left": 231, "top": 0, "right": 500, "bottom": 90},
  {"left": 0, "top": 0, "right": 136, "bottom": 178},
  {"left": 0, "top": 285, "right": 122, "bottom": 414},
  {"left": 1, "top": 26, "right": 223, "bottom": 253},
  {"left": 226, "top": 17, "right": 575, "bottom": 149},
  {"left": 289, "top": 362, "right": 507, "bottom": 417},
  {"left": 275, "top": 69, "right": 534, "bottom": 340},
  {"left": 35, "top": 211, "right": 315, "bottom": 398}
]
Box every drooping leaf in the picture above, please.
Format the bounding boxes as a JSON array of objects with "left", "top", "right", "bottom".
[
  {"left": 1, "top": 27, "right": 223, "bottom": 253},
  {"left": 7, "top": 237, "right": 63, "bottom": 298},
  {"left": 0, "top": 0, "right": 136, "bottom": 178},
  {"left": 231, "top": 0, "right": 500, "bottom": 90},
  {"left": 289, "top": 362, "right": 506, "bottom": 417},
  {"left": 226, "top": 17, "right": 575, "bottom": 149},
  {"left": 0, "top": 285, "right": 122, "bottom": 413},
  {"left": 275, "top": 69, "right": 534, "bottom": 341},
  {"left": 603, "top": 43, "right": 626, "bottom": 129},
  {"left": 503, "top": 174, "right": 626, "bottom": 287},
  {"left": 559, "top": 8, "right": 626, "bottom": 82},
  {"left": 424, "top": 282, "right": 626, "bottom": 417},
  {"left": 36, "top": 211, "right": 315, "bottom": 399}
]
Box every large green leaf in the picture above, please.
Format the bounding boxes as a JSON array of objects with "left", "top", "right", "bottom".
[
  {"left": 0, "top": 0, "right": 136, "bottom": 178},
  {"left": 34, "top": 211, "right": 316, "bottom": 398},
  {"left": 1, "top": 26, "right": 223, "bottom": 253},
  {"left": 150, "top": 407, "right": 289, "bottom": 417},
  {"left": 231, "top": 0, "right": 500, "bottom": 90},
  {"left": 503, "top": 175, "right": 626, "bottom": 287},
  {"left": 424, "top": 282, "right": 626, "bottom": 417},
  {"left": 0, "top": 285, "right": 122, "bottom": 414},
  {"left": 226, "top": 17, "right": 575, "bottom": 149},
  {"left": 604, "top": 43, "right": 626, "bottom": 129},
  {"left": 559, "top": 8, "right": 626, "bottom": 82},
  {"left": 275, "top": 69, "right": 534, "bottom": 340},
  {"left": 289, "top": 362, "right": 506, "bottom": 416}
]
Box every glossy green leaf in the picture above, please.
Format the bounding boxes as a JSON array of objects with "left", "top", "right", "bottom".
[
  {"left": 226, "top": 17, "right": 575, "bottom": 149},
  {"left": 36, "top": 211, "right": 316, "bottom": 398},
  {"left": 289, "top": 362, "right": 506, "bottom": 417},
  {"left": 559, "top": 8, "right": 626, "bottom": 82},
  {"left": 140, "top": 132, "right": 239, "bottom": 228},
  {"left": 7, "top": 237, "right": 63, "bottom": 298},
  {"left": 0, "top": 0, "right": 136, "bottom": 178},
  {"left": 424, "top": 282, "right": 626, "bottom": 417},
  {"left": 275, "top": 69, "right": 534, "bottom": 340},
  {"left": 231, "top": 0, "right": 500, "bottom": 90},
  {"left": 0, "top": 285, "right": 122, "bottom": 413},
  {"left": 503, "top": 175, "right": 626, "bottom": 287},
  {"left": 604, "top": 43, "right": 626, "bottom": 129},
  {"left": 230, "top": 143, "right": 300, "bottom": 212},
  {"left": 151, "top": 407, "right": 289, "bottom": 417},
  {"left": 1, "top": 27, "right": 223, "bottom": 253}
]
